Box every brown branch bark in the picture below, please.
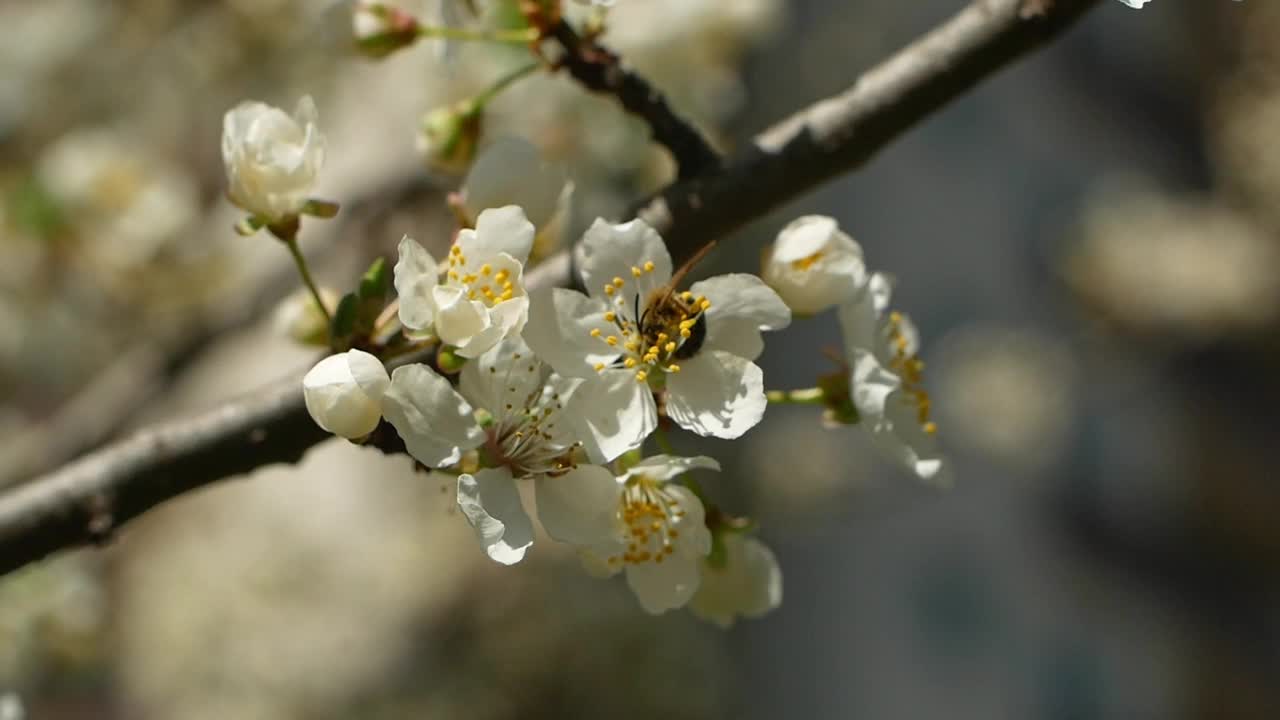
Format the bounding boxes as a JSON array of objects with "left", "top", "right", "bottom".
[{"left": 0, "top": 0, "right": 1099, "bottom": 576}]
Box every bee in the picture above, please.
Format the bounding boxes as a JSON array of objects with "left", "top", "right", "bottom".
[{"left": 637, "top": 240, "right": 716, "bottom": 362}]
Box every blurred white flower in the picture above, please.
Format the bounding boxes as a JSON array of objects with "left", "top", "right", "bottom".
[
  {"left": 1114, "top": 0, "right": 1152, "bottom": 7},
  {"left": 0, "top": 693, "right": 22, "bottom": 720},
  {"left": 302, "top": 349, "right": 390, "bottom": 439},
  {"left": 762, "top": 215, "right": 866, "bottom": 315},
  {"left": 272, "top": 285, "right": 338, "bottom": 346},
  {"left": 525, "top": 218, "right": 789, "bottom": 460},
  {"left": 837, "top": 273, "right": 945, "bottom": 483},
  {"left": 577, "top": 455, "right": 718, "bottom": 615},
  {"left": 934, "top": 326, "right": 1077, "bottom": 471},
  {"left": 222, "top": 96, "right": 326, "bottom": 223},
  {"left": 1067, "top": 188, "right": 1280, "bottom": 342},
  {"left": 394, "top": 205, "right": 533, "bottom": 357},
  {"left": 462, "top": 137, "right": 572, "bottom": 255},
  {"left": 689, "top": 534, "right": 782, "bottom": 628},
  {"left": 381, "top": 337, "right": 618, "bottom": 564}
]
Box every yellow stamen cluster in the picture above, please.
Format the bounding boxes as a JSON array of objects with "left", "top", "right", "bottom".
[
  {"left": 886, "top": 311, "right": 936, "bottom": 434},
  {"left": 446, "top": 244, "right": 516, "bottom": 305},
  {"left": 607, "top": 477, "right": 686, "bottom": 567},
  {"left": 790, "top": 250, "right": 825, "bottom": 271},
  {"left": 589, "top": 261, "right": 710, "bottom": 382}
]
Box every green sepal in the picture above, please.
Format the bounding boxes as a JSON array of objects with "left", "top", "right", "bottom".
[
  {"left": 330, "top": 292, "right": 360, "bottom": 351},
  {"left": 817, "top": 369, "right": 859, "bottom": 425},
  {"left": 436, "top": 346, "right": 468, "bottom": 374},
  {"left": 234, "top": 215, "right": 265, "bottom": 236},
  {"left": 302, "top": 198, "right": 340, "bottom": 219}
]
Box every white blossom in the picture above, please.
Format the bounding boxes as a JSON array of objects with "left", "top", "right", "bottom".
[
  {"left": 525, "top": 218, "right": 790, "bottom": 460},
  {"left": 381, "top": 338, "right": 621, "bottom": 565},
  {"left": 394, "top": 206, "right": 534, "bottom": 357},
  {"left": 763, "top": 215, "right": 866, "bottom": 315},
  {"left": 463, "top": 137, "right": 572, "bottom": 256},
  {"left": 221, "top": 96, "right": 325, "bottom": 223},
  {"left": 302, "top": 350, "right": 390, "bottom": 439},
  {"left": 571, "top": 455, "right": 718, "bottom": 614},
  {"left": 689, "top": 534, "right": 782, "bottom": 628},
  {"left": 1114, "top": 0, "right": 1151, "bottom": 7},
  {"left": 837, "top": 273, "right": 945, "bottom": 482}
]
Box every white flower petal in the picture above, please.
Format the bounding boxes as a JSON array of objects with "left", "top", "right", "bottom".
[
  {"left": 665, "top": 485, "right": 712, "bottom": 556},
  {"left": 577, "top": 218, "right": 672, "bottom": 301},
  {"left": 665, "top": 351, "right": 766, "bottom": 439},
  {"left": 394, "top": 235, "right": 439, "bottom": 332},
  {"left": 535, "top": 465, "right": 622, "bottom": 547},
  {"left": 524, "top": 287, "right": 618, "bottom": 378},
  {"left": 458, "top": 206, "right": 535, "bottom": 266},
  {"left": 302, "top": 350, "right": 389, "bottom": 439},
  {"left": 221, "top": 96, "right": 324, "bottom": 222},
  {"left": 457, "top": 468, "right": 535, "bottom": 565},
  {"left": 625, "top": 553, "right": 703, "bottom": 614},
  {"left": 567, "top": 370, "right": 659, "bottom": 462},
  {"left": 432, "top": 285, "right": 492, "bottom": 350},
  {"left": 689, "top": 535, "right": 783, "bottom": 628},
  {"left": 620, "top": 454, "right": 720, "bottom": 484},
  {"left": 880, "top": 394, "right": 947, "bottom": 483},
  {"left": 836, "top": 273, "right": 894, "bottom": 360},
  {"left": 764, "top": 215, "right": 866, "bottom": 315},
  {"left": 382, "top": 364, "right": 484, "bottom": 467},
  {"left": 463, "top": 138, "right": 568, "bottom": 229},
  {"left": 459, "top": 335, "right": 544, "bottom": 413},
  {"left": 692, "top": 274, "right": 791, "bottom": 359}
]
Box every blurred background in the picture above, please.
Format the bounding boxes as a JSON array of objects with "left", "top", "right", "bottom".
[{"left": 2, "top": 0, "right": 1277, "bottom": 718}]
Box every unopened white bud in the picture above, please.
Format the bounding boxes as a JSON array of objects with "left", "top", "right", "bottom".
[
  {"left": 222, "top": 96, "right": 326, "bottom": 223},
  {"left": 763, "top": 215, "right": 866, "bottom": 316},
  {"left": 353, "top": 1, "right": 420, "bottom": 58},
  {"left": 689, "top": 534, "right": 782, "bottom": 628},
  {"left": 302, "top": 349, "right": 390, "bottom": 439}
]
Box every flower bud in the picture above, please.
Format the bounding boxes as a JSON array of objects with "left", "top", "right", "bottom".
[
  {"left": 302, "top": 350, "right": 390, "bottom": 439},
  {"left": 416, "top": 100, "right": 482, "bottom": 175},
  {"left": 689, "top": 533, "right": 782, "bottom": 628},
  {"left": 763, "top": 215, "right": 866, "bottom": 316},
  {"left": 353, "top": 1, "right": 420, "bottom": 58},
  {"left": 221, "top": 96, "right": 325, "bottom": 224},
  {"left": 272, "top": 286, "right": 338, "bottom": 346}
]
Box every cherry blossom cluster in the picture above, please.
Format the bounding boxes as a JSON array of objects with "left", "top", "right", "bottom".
[{"left": 218, "top": 4, "right": 947, "bottom": 625}]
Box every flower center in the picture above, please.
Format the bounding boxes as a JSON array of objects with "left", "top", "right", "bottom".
[
  {"left": 445, "top": 245, "right": 515, "bottom": 307},
  {"left": 607, "top": 476, "right": 686, "bottom": 568},
  {"left": 790, "top": 250, "right": 825, "bottom": 271},
  {"left": 586, "top": 261, "right": 711, "bottom": 382},
  {"left": 482, "top": 353, "right": 576, "bottom": 477},
  {"left": 886, "top": 311, "right": 936, "bottom": 435}
]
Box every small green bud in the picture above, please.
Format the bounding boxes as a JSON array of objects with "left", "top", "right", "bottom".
[{"left": 417, "top": 100, "right": 483, "bottom": 175}]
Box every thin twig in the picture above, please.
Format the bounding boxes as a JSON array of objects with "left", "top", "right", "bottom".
[
  {"left": 549, "top": 19, "right": 722, "bottom": 179},
  {"left": 0, "top": 0, "right": 1099, "bottom": 576}
]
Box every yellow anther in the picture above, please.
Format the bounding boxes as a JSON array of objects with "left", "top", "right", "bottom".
[
  {"left": 657, "top": 333, "right": 669, "bottom": 343},
  {"left": 700, "top": 299, "right": 711, "bottom": 311},
  {"left": 613, "top": 277, "right": 625, "bottom": 287},
  {"left": 664, "top": 342, "right": 677, "bottom": 353},
  {"left": 593, "top": 363, "right": 606, "bottom": 372},
  {"left": 480, "top": 264, "right": 492, "bottom": 275},
  {"left": 635, "top": 370, "right": 648, "bottom": 382},
  {"left": 590, "top": 328, "right": 602, "bottom": 338},
  {"left": 604, "top": 311, "right": 616, "bottom": 322},
  {"left": 447, "top": 271, "right": 458, "bottom": 281},
  {"left": 667, "top": 364, "right": 680, "bottom": 373},
  {"left": 605, "top": 336, "right": 618, "bottom": 346},
  {"left": 923, "top": 421, "right": 938, "bottom": 435},
  {"left": 450, "top": 245, "right": 461, "bottom": 255},
  {"left": 644, "top": 261, "right": 656, "bottom": 272},
  {"left": 467, "top": 290, "right": 477, "bottom": 300},
  {"left": 604, "top": 285, "right": 616, "bottom": 296},
  {"left": 624, "top": 358, "right": 637, "bottom": 368},
  {"left": 494, "top": 270, "right": 508, "bottom": 282},
  {"left": 500, "top": 290, "right": 513, "bottom": 301},
  {"left": 648, "top": 345, "right": 660, "bottom": 355},
  {"left": 681, "top": 291, "right": 693, "bottom": 301},
  {"left": 463, "top": 274, "right": 477, "bottom": 284},
  {"left": 680, "top": 328, "right": 692, "bottom": 338},
  {"left": 631, "top": 266, "right": 643, "bottom": 277}
]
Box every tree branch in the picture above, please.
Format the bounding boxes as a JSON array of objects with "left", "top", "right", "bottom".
[
  {"left": 637, "top": 0, "right": 1101, "bottom": 264},
  {"left": 0, "top": 0, "right": 1098, "bottom": 576},
  {"left": 549, "top": 19, "right": 722, "bottom": 179}
]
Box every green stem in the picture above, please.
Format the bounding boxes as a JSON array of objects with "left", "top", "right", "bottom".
[
  {"left": 765, "top": 387, "right": 825, "bottom": 405},
  {"left": 283, "top": 236, "right": 332, "bottom": 328},
  {"left": 473, "top": 62, "right": 541, "bottom": 106},
  {"left": 653, "top": 427, "right": 676, "bottom": 456},
  {"left": 417, "top": 25, "right": 539, "bottom": 45}
]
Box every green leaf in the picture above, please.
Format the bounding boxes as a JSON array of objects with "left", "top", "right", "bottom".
[
  {"left": 358, "top": 257, "right": 389, "bottom": 301},
  {"left": 9, "top": 177, "right": 67, "bottom": 239},
  {"left": 330, "top": 292, "right": 360, "bottom": 350}
]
